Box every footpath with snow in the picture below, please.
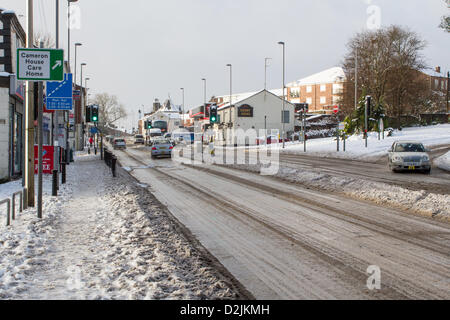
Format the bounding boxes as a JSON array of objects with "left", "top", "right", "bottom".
[{"left": 0, "top": 153, "right": 245, "bottom": 300}]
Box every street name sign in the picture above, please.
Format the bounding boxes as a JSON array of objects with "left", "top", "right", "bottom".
[
  {"left": 46, "top": 73, "right": 73, "bottom": 110},
  {"left": 17, "top": 48, "right": 64, "bottom": 81}
]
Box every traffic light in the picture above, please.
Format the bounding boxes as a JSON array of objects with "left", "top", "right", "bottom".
[
  {"left": 145, "top": 120, "right": 152, "bottom": 129},
  {"left": 91, "top": 105, "right": 99, "bottom": 122},
  {"left": 366, "top": 96, "right": 372, "bottom": 116},
  {"left": 210, "top": 105, "right": 218, "bottom": 123},
  {"left": 85, "top": 105, "right": 92, "bottom": 122}
]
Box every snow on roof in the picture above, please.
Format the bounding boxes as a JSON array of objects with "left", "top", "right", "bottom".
[
  {"left": 1, "top": 9, "right": 16, "bottom": 14},
  {"left": 218, "top": 89, "right": 292, "bottom": 111},
  {"left": 288, "top": 67, "right": 346, "bottom": 87},
  {"left": 0, "top": 72, "right": 11, "bottom": 77}
]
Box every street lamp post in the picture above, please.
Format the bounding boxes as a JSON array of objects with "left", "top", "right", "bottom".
[
  {"left": 180, "top": 88, "right": 185, "bottom": 127},
  {"left": 278, "top": 41, "right": 286, "bottom": 149},
  {"left": 226, "top": 64, "right": 232, "bottom": 146},
  {"left": 74, "top": 43, "right": 82, "bottom": 86},
  {"left": 264, "top": 58, "right": 271, "bottom": 90}
]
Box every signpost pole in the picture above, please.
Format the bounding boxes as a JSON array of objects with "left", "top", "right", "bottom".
[
  {"left": 25, "top": 0, "right": 35, "bottom": 207},
  {"left": 37, "top": 44, "right": 44, "bottom": 218}
]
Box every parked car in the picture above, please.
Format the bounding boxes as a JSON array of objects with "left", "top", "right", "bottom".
[
  {"left": 151, "top": 139, "right": 173, "bottom": 158},
  {"left": 134, "top": 134, "right": 145, "bottom": 144},
  {"left": 113, "top": 138, "right": 127, "bottom": 150},
  {"left": 388, "top": 141, "right": 431, "bottom": 174},
  {"left": 256, "top": 135, "right": 280, "bottom": 145}
]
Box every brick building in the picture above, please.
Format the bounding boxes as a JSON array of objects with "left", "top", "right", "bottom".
[{"left": 286, "top": 67, "right": 346, "bottom": 114}]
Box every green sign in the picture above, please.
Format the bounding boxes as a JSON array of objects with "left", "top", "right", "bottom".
[{"left": 17, "top": 48, "right": 64, "bottom": 81}]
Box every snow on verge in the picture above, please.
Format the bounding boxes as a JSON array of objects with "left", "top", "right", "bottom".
[
  {"left": 434, "top": 151, "right": 450, "bottom": 172},
  {"left": 226, "top": 164, "right": 450, "bottom": 221}
]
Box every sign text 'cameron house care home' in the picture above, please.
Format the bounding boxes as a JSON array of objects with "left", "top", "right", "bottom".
[{"left": 17, "top": 48, "right": 64, "bottom": 81}]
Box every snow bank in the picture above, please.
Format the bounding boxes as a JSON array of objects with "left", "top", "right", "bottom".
[
  {"left": 434, "top": 151, "right": 450, "bottom": 172},
  {"left": 284, "top": 124, "right": 450, "bottom": 161},
  {"left": 226, "top": 164, "right": 450, "bottom": 221}
]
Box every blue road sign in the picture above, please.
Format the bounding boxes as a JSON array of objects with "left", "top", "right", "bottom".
[
  {"left": 90, "top": 127, "right": 98, "bottom": 134},
  {"left": 46, "top": 73, "right": 73, "bottom": 110}
]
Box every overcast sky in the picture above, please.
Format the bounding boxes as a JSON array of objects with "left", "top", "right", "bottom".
[{"left": 3, "top": 0, "right": 449, "bottom": 130}]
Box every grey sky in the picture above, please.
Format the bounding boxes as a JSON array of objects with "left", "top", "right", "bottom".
[{"left": 3, "top": 0, "right": 449, "bottom": 130}]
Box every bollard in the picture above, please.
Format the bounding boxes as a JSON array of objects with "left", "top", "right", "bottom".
[
  {"left": 23, "top": 188, "right": 28, "bottom": 211},
  {"left": 52, "top": 170, "right": 58, "bottom": 196},
  {"left": 88, "top": 147, "right": 91, "bottom": 154},
  {"left": 1, "top": 199, "right": 11, "bottom": 226},
  {"left": 94, "top": 147, "right": 97, "bottom": 155},
  {"left": 12, "top": 191, "right": 23, "bottom": 220},
  {"left": 62, "top": 162, "right": 66, "bottom": 184},
  {"left": 111, "top": 157, "right": 117, "bottom": 177}
]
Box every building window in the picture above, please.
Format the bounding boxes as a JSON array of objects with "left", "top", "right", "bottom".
[
  {"left": 435, "top": 79, "right": 439, "bottom": 88},
  {"left": 306, "top": 97, "right": 312, "bottom": 105},
  {"left": 320, "top": 84, "right": 326, "bottom": 92},
  {"left": 290, "top": 87, "right": 300, "bottom": 98},
  {"left": 306, "top": 86, "right": 312, "bottom": 93},
  {"left": 333, "top": 83, "right": 343, "bottom": 94},
  {"left": 281, "top": 110, "right": 290, "bottom": 124},
  {"left": 320, "top": 97, "right": 326, "bottom": 104}
]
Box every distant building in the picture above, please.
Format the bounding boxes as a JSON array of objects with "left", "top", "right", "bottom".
[
  {"left": 286, "top": 67, "right": 346, "bottom": 114},
  {"left": 213, "top": 90, "right": 295, "bottom": 145}
]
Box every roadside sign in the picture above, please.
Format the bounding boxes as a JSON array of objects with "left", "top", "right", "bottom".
[
  {"left": 73, "top": 90, "right": 81, "bottom": 100},
  {"left": 338, "top": 122, "right": 345, "bottom": 131},
  {"left": 46, "top": 73, "right": 73, "bottom": 110},
  {"left": 17, "top": 48, "right": 64, "bottom": 81},
  {"left": 34, "top": 145, "right": 55, "bottom": 174},
  {"left": 333, "top": 105, "right": 339, "bottom": 114}
]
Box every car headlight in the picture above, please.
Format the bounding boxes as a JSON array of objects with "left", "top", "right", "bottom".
[
  {"left": 422, "top": 155, "right": 429, "bottom": 162},
  {"left": 392, "top": 156, "right": 403, "bottom": 162}
]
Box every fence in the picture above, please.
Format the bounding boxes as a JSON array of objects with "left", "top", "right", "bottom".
[{"left": 1, "top": 188, "right": 26, "bottom": 227}]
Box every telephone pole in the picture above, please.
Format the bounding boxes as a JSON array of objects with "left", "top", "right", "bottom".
[{"left": 25, "top": 0, "right": 35, "bottom": 207}]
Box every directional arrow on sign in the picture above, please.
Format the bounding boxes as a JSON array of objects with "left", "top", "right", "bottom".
[{"left": 52, "top": 60, "right": 62, "bottom": 70}]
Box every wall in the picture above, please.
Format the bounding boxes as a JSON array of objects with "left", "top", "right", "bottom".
[{"left": 0, "top": 87, "right": 10, "bottom": 180}]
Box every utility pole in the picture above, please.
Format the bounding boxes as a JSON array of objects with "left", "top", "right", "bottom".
[
  {"left": 355, "top": 49, "right": 358, "bottom": 110},
  {"left": 447, "top": 71, "right": 449, "bottom": 114},
  {"left": 25, "top": 0, "right": 35, "bottom": 207},
  {"left": 278, "top": 41, "right": 286, "bottom": 149}
]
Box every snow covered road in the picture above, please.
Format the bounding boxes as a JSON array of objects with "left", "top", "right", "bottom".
[{"left": 114, "top": 146, "right": 450, "bottom": 300}]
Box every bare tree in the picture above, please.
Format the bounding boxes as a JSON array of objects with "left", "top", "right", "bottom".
[
  {"left": 340, "top": 25, "right": 428, "bottom": 123},
  {"left": 33, "top": 32, "right": 55, "bottom": 48},
  {"left": 91, "top": 93, "right": 127, "bottom": 131},
  {"left": 439, "top": 0, "right": 450, "bottom": 32}
]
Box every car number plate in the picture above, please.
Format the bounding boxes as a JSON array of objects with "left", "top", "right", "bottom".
[
  {"left": 408, "top": 166, "right": 415, "bottom": 170},
  {"left": 159, "top": 147, "right": 166, "bottom": 149}
]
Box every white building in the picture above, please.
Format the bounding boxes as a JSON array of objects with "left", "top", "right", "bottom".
[{"left": 214, "top": 90, "right": 295, "bottom": 145}]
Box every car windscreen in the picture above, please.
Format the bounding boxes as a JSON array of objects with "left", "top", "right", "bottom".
[
  {"left": 154, "top": 140, "right": 171, "bottom": 145},
  {"left": 135, "top": 135, "right": 143, "bottom": 138},
  {"left": 394, "top": 143, "right": 425, "bottom": 152}
]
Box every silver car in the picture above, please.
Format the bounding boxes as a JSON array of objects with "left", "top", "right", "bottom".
[
  {"left": 388, "top": 141, "right": 431, "bottom": 173},
  {"left": 151, "top": 139, "right": 173, "bottom": 158}
]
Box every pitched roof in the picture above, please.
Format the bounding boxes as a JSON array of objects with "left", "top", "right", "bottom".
[{"left": 287, "top": 67, "right": 346, "bottom": 87}]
